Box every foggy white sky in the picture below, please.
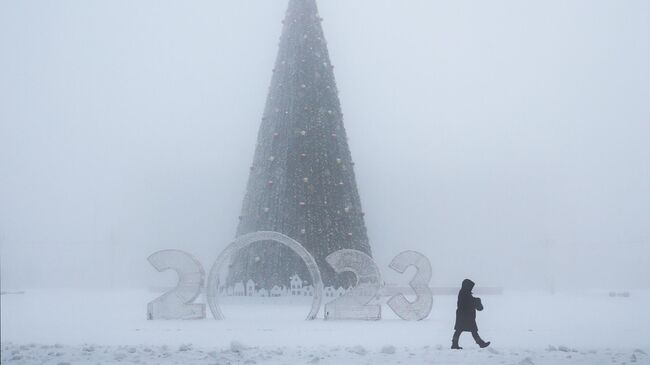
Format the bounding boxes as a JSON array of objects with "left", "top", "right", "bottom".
[{"left": 1, "top": 0, "right": 649, "bottom": 290}]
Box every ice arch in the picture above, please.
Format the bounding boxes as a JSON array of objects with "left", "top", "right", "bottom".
[{"left": 206, "top": 231, "right": 324, "bottom": 320}]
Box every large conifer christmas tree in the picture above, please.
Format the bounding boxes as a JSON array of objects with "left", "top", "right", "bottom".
[{"left": 228, "top": 0, "right": 372, "bottom": 290}]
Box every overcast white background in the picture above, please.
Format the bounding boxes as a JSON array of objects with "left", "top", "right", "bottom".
[{"left": 1, "top": 0, "right": 648, "bottom": 291}]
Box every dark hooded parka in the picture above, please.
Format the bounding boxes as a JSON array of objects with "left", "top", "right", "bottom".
[{"left": 454, "top": 279, "right": 481, "bottom": 332}]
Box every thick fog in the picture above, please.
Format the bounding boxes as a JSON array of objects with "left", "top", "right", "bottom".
[{"left": 1, "top": 0, "right": 648, "bottom": 292}]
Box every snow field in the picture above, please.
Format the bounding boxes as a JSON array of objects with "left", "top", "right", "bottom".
[
  {"left": 2, "top": 289, "right": 649, "bottom": 364},
  {"left": 2, "top": 341, "right": 648, "bottom": 364}
]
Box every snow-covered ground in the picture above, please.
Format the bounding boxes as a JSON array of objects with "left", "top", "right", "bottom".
[{"left": 2, "top": 289, "right": 649, "bottom": 364}]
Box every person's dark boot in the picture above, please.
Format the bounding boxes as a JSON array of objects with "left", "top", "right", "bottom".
[
  {"left": 451, "top": 331, "right": 463, "bottom": 349},
  {"left": 479, "top": 341, "right": 491, "bottom": 348},
  {"left": 471, "top": 332, "right": 490, "bottom": 348}
]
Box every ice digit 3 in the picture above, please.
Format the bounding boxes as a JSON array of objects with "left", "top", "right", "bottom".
[{"left": 386, "top": 251, "right": 433, "bottom": 321}]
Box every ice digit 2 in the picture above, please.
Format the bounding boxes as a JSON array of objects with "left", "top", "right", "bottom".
[
  {"left": 147, "top": 250, "right": 206, "bottom": 320},
  {"left": 324, "top": 249, "right": 381, "bottom": 320}
]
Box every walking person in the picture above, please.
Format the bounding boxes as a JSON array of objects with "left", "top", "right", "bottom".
[{"left": 451, "top": 279, "right": 491, "bottom": 349}]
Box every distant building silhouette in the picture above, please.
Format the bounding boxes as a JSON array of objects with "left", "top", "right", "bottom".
[{"left": 221, "top": 274, "right": 348, "bottom": 298}]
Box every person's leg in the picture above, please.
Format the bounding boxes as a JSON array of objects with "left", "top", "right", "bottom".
[
  {"left": 471, "top": 331, "right": 490, "bottom": 348},
  {"left": 451, "top": 330, "right": 463, "bottom": 349}
]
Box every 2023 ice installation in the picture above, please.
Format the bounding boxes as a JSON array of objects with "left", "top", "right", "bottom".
[{"left": 148, "top": 232, "right": 433, "bottom": 321}]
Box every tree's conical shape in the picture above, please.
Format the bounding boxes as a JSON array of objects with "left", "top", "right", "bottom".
[{"left": 228, "top": 0, "right": 372, "bottom": 289}]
